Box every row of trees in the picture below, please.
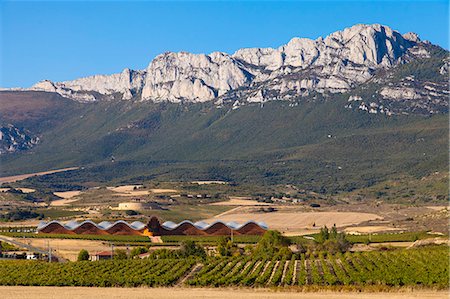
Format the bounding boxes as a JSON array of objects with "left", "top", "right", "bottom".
[
  {"left": 77, "top": 240, "right": 207, "bottom": 261},
  {"left": 75, "top": 226, "right": 351, "bottom": 262}
]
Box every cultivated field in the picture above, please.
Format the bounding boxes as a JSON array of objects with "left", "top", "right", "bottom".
[
  {"left": 53, "top": 191, "right": 83, "bottom": 199},
  {"left": 0, "top": 167, "right": 79, "bottom": 184},
  {"left": 0, "top": 287, "right": 447, "bottom": 299},
  {"left": 210, "top": 197, "right": 273, "bottom": 206},
  {"left": 105, "top": 185, "right": 178, "bottom": 197},
  {"left": 0, "top": 246, "right": 447, "bottom": 288}
]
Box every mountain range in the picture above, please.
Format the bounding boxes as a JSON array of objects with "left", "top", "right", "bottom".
[{"left": 0, "top": 24, "right": 448, "bottom": 197}]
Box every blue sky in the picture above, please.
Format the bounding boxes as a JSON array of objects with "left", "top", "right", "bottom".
[{"left": 1, "top": 1, "right": 448, "bottom": 88}]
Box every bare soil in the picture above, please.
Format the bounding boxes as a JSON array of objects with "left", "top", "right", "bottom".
[
  {"left": 0, "top": 287, "right": 446, "bottom": 299},
  {"left": 210, "top": 198, "right": 273, "bottom": 206},
  {"left": 13, "top": 237, "right": 127, "bottom": 261},
  {"left": 53, "top": 191, "right": 83, "bottom": 199}
]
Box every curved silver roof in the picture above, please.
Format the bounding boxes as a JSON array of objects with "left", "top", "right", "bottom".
[
  {"left": 160, "top": 220, "right": 268, "bottom": 231},
  {"left": 37, "top": 219, "right": 267, "bottom": 232},
  {"left": 37, "top": 220, "right": 146, "bottom": 231}
]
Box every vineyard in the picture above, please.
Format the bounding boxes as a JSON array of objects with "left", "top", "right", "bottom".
[
  {"left": 0, "top": 232, "right": 151, "bottom": 243},
  {"left": 0, "top": 231, "right": 443, "bottom": 245},
  {"left": 0, "top": 246, "right": 447, "bottom": 289},
  {"left": 186, "top": 246, "right": 448, "bottom": 288},
  {"left": 0, "top": 258, "right": 196, "bottom": 287}
]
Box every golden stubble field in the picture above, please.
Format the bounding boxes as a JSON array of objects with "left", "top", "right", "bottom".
[
  {"left": 17, "top": 238, "right": 126, "bottom": 261},
  {"left": 0, "top": 287, "right": 447, "bottom": 299},
  {"left": 205, "top": 209, "right": 382, "bottom": 234}
]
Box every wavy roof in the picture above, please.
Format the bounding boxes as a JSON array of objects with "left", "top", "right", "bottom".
[
  {"left": 37, "top": 219, "right": 268, "bottom": 232},
  {"left": 161, "top": 220, "right": 268, "bottom": 231},
  {"left": 37, "top": 220, "right": 146, "bottom": 231}
]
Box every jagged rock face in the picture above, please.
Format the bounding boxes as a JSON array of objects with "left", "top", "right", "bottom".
[
  {"left": 0, "top": 124, "right": 39, "bottom": 155},
  {"left": 23, "top": 23, "right": 442, "bottom": 105},
  {"left": 141, "top": 52, "right": 252, "bottom": 102},
  {"left": 32, "top": 69, "right": 146, "bottom": 102}
]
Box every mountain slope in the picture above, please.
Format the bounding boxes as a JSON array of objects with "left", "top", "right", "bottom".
[
  {"left": 0, "top": 97, "right": 446, "bottom": 194},
  {"left": 0, "top": 23, "right": 448, "bottom": 197}
]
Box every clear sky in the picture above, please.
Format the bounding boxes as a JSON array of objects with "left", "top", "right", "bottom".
[{"left": 1, "top": 0, "right": 448, "bottom": 88}]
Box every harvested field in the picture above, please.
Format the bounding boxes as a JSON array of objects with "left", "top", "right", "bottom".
[
  {"left": 53, "top": 191, "right": 82, "bottom": 199},
  {"left": 0, "top": 287, "right": 446, "bottom": 299},
  {"left": 0, "top": 167, "right": 78, "bottom": 184},
  {"left": 16, "top": 187, "right": 35, "bottom": 193},
  {"left": 8, "top": 237, "right": 124, "bottom": 261},
  {"left": 211, "top": 197, "right": 273, "bottom": 206},
  {"left": 107, "top": 185, "right": 143, "bottom": 192},
  {"left": 150, "top": 188, "right": 178, "bottom": 193},
  {"left": 50, "top": 198, "right": 80, "bottom": 206},
  {"left": 107, "top": 185, "right": 178, "bottom": 196},
  {"left": 113, "top": 191, "right": 151, "bottom": 197},
  {"left": 205, "top": 211, "right": 382, "bottom": 233}
]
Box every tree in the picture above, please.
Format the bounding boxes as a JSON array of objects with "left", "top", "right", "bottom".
[
  {"left": 217, "top": 236, "right": 238, "bottom": 257},
  {"left": 77, "top": 249, "right": 90, "bottom": 261},
  {"left": 130, "top": 247, "right": 148, "bottom": 258},
  {"left": 330, "top": 224, "right": 338, "bottom": 239},
  {"left": 318, "top": 226, "right": 330, "bottom": 243},
  {"left": 114, "top": 249, "right": 128, "bottom": 260},
  {"left": 179, "top": 240, "right": 206, "bottom": 258},
  {"left": 254, "top": 230, "right": 291, "bottom": 258}
]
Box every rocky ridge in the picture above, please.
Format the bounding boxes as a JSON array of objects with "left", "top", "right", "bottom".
[
  {"left": 20, "top": 24, "right": 449, "bottom": 115},
  {"left": 0, "top": 124, "right": 39, "bottom": 155}
]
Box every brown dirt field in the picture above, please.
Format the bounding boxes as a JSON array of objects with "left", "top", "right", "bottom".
[
  {"left": 50, "top": 198, "right": 81, "bottom": 206},
  {"left": 0, "top": 287, "right": 446, "bottom": 299},
  {"left": 205, "top": 211, "right": 382, "bottom": 232},
  {"left": 150, "top": 188, "right": 178, "bottom": 193},
  {"left": 106, "top": 185, "right": 179, "bottom": 196},
  {"left": 113, "top": 191, "right": 151, "bottom": 197},
  {"left": 210, "top": 198, "right": 273, "bottom": 206},
  {"left": 107, "top": 185, "right": 143, "bottom": 192},
  {"left": 16, "top": 187, "right": 35, "bottom": 193},
  {"left": 0, "top": 167, "right": 79, "bottom": 184},
  {"left": 53, "top": 191, "right": 83, "bottom": 199},
  {"left": 425, "top": 206, "right": 448, "bottom": 211}
]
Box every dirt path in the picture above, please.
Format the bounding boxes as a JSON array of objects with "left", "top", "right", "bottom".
[
  {"left": 213, "top": 206, "right": 242, "bottom": 218},
  {"left": 0, "top": 287, "right": 446, "bottom": 299}
]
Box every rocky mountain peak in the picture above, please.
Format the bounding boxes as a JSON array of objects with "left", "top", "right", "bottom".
[{"left": 20, "top": 23, "right": 444, "bottom": 105}]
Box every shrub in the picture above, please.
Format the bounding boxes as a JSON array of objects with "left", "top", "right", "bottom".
[
  {"left": 77, "top": 249, "right": 90, "bottom": 261},
  {"left": 114, "top": 249, "right": 128, "bottom": 260}
]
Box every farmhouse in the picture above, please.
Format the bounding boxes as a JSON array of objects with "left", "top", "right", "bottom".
[
  {"left": 91, "top": 251, "right": 113, "bottom": 261},
  {"left": 37, "top": 216, "right": 268, "bottom": 236}
]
